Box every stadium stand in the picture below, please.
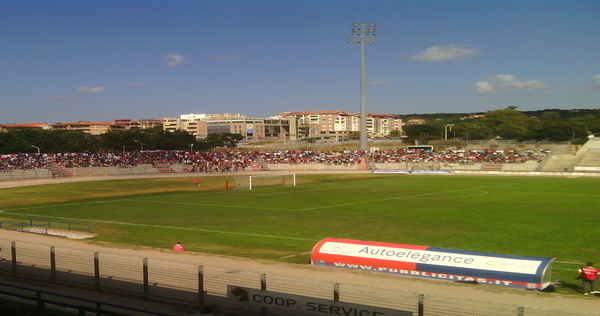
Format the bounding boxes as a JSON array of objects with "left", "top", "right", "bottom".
[
  {"left": 542, "top": 136, "right": 600, "bottom": 172},
  {"left": 2, "top": 143, "right": 600, "bottom": 179}
]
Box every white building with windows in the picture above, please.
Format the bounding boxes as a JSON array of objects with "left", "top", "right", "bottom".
[
  {"left": 164, "top": 110, "right": 402, "bottom": 141},
  {"left": 277, "top": 111, "right": 402, "bottom": 139}
]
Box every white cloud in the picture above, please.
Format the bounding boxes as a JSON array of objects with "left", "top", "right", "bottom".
[
  {"left": 409, "top": 44, "right": 482, "bottom": 62},
  {"left": 166, "top": 53, "right": 186, "bottom": 67},
  {"left": 128, "top": 82, "right": 145, "bottom": 86},
  {"left": 48, "top": 95, "right": 74, "bottom": 100},
  {"left": 591, "top": 75, "right": 600, "bottom": 90},
  {"left": 473, "top": 75, "right": 547, "bottom": 94},
  {"left": 215, "top": 50, "right": 243, "bottom": 59},
  {"left": 78, "top": 87, "right": 106, "bottom": 94},
  {"left": 371, "top": 81, "right": 390, "bottom": 85}
]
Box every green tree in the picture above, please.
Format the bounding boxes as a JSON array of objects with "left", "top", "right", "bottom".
[
  {"left": 482, "top": 108, "right": 529, "bottom": 126},
  {"left": 388, "top": 130, "right": 403, "bottom": 137},
  {"left": 454, "top": 124, "right": 494, "bottom": 140},
  {"left": 541, "top": 112, "right": 561, "bottom": 121},
  {"left": 0, "top": 129, "right": 100, "bottom": 153},
  {"left": 533, "top": 121, "right": 586, "bottom": 141},
  {"left": 201, "top": 133, "right": 244, "bottom": 149},
  {"left": 99, "top": 127, "right": 197, "bottom": 151},
  {"left": 347, "top": 132, "right": 360, "bottom": 140},
  {"left": 495, "top": 123, "right": 529, "bottom": 140},
  {"left": 0, "top": 131, "right": 28, "bottom": 154},
  {"left": 403, "top": 124, "right": 443, "bottom": 143}
]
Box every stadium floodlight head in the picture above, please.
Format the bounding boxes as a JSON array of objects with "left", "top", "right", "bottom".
[
  {"left": 348, "top": 23, "right": 377, "bottom": 152},
  {"left": 348, "top": 23, "right": 377, "bottom": 44}
]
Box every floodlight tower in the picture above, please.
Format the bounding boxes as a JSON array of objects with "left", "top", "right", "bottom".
[{"left": 348, "top": 23, "right": 377, "bottom": 152}]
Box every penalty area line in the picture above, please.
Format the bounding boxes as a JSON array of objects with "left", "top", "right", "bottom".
[
  {"left": 294, "top": 183, "right": 520, "bottom": 212},
  {"left": 122, "top": 199, "right": 293, "bottom": 211},
  {"left": 0, "top": 211, "right": 317, "bottom": 242}
]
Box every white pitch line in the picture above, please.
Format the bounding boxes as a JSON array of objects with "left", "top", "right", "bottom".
[
  {"left": 279, "top": 251, "right": 313, "bottom": 259},
  {"left": 415, "top": 189, "right": 489, "bottom": 198},
  {"left": 293, "top": 183, "right": 519, "bottom": 212},
  {"left": 555, "top": 260, "right": 584, "bottom": 265},
  {"left": 1, "top": 197, "right": 293, "bottom": 212},
  {"left": 0, "top": 199, "right": 129, "bottom": 212},
  {"left": 121, "top": 199, "right": 293, "bottom": 211},
  {"left": 0, "top": 211, "right": 318, "bottom": 242}
]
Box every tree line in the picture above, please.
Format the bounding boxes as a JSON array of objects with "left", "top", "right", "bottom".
[
  {"left": 399, "top": 107, "right": 600, "bottom": 144},
  {"left": 0, "top": 127, "right": 243, "bottom": 154}
]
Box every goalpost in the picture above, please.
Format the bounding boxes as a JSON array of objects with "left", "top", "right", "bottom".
[{"left": 227, "top": 173, "right": 296, "bottom": 190}]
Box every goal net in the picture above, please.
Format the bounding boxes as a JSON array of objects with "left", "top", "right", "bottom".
[{"left": 228, "top": 173, "right": 296, "bottom": 190}]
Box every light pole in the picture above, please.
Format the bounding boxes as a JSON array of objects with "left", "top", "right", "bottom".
[
  {"left": 349, "top": 23, "right": 377, "bottom": 152},
  {"left": 444, "top": 124, "right": 454, "bottom": 140},
  {"left": 134, "top": 140, "right": 143, "bottom": 151},
  {"left": 30, "top": 145, "right": 40, "bottom": 154}
]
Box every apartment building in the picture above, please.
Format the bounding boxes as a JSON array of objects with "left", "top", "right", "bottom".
[
  {"left": 167, "top": 113, "right": 289, "bottom": 141},
  {"left": 277, "top": 111, "right": 403, "bottom": 139},
  {"left": 163, "top": 110, "right": 403, "bottom": 141},
  {"left": 277, "top": 111, "right": 349, "bottom": 140},
  {"left": 50, "top": 121, "right": 125, "bottom": 135},
  {"left": 114, "top": 119, "right": 163, "bottom": 130},
  {"left": 180, "top": 113, "right": 246, "bottom": 121},
  {"left": 369, "top": 113, "right": 403, "bottom": 137},
  {"left": 0, "top": 123, "right": 52, "bottom": 131}
]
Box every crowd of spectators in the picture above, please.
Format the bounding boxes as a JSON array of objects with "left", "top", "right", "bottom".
[
  {"left": 0, "top": 149, "right": 550, "bottom": 172},
  {"left": 368, "top": 149, "right": 549, "bottom": 164}
]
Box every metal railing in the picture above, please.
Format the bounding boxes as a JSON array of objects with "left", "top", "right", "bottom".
[
  {"left": 0, "top": 282, "right": 173, "bottom": 316},
  {"left": 0, "top": 238, "right": 594, "bottom": 316},
  {"left": 0, "top": 219, "right": 91, "bottom": 233}
]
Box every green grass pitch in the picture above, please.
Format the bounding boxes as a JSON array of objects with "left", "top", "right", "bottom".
[{"left": 1, "top": 173, "right": 599, "bottom": 295}]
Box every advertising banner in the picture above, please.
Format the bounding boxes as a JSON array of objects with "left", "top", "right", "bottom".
[
  {"left": 311, "top": 238, "right": 554, "bottom": 290},
  {"left": 227, "top": 285, "right": 411, "bottom": 316}
]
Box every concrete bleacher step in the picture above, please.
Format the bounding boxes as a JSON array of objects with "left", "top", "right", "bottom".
[
  {"left": 481, "top": 164, "right": 503, "bottom": 171},
  {"left": 541, "top": 154, "right": 578, "bottom": 172},
  {"left": 169, "top": 164, "right": 189, "bottom": 172},
  {"left": 577, "top": 152, "right": 600, "bottom": 166},
  {"left": 357, "top": 157, "right": 369, "bottom": 170},
  {"left": 542, "top": 137, "right": 600, "bottom": 171},
  {"left": 254, "top": 159, "right": 270, "bottom": 171},
  {"left": 152, "top": 164, "right": 176, "bottom": 173},
  {"left": 49, "top": 163, "right": 73, "bottom": 177}
]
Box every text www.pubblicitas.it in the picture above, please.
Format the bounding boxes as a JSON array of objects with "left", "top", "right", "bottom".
[{"left": 332, "top": 262, "right": 513, "bottom": 285}]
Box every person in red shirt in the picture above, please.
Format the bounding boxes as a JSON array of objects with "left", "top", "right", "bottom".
[
  {"left": 578, "top": 262, "right": 599, "bottom": 295},
  {"left": 173, "top": 242, "right": 185, "bottom": 252}
]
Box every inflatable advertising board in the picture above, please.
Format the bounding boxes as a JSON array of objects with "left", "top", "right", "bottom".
[{"left": 311, "top": 238, "right": 554, "bottom": 290}]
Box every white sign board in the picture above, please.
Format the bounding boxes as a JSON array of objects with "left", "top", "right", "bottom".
[{"left": 227, "top": 285, "right": 412, "bottom": 316}]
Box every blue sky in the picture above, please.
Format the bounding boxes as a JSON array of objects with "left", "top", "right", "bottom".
[{"left": 1, "top": 0, "right": 599, "bottom": 124}]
